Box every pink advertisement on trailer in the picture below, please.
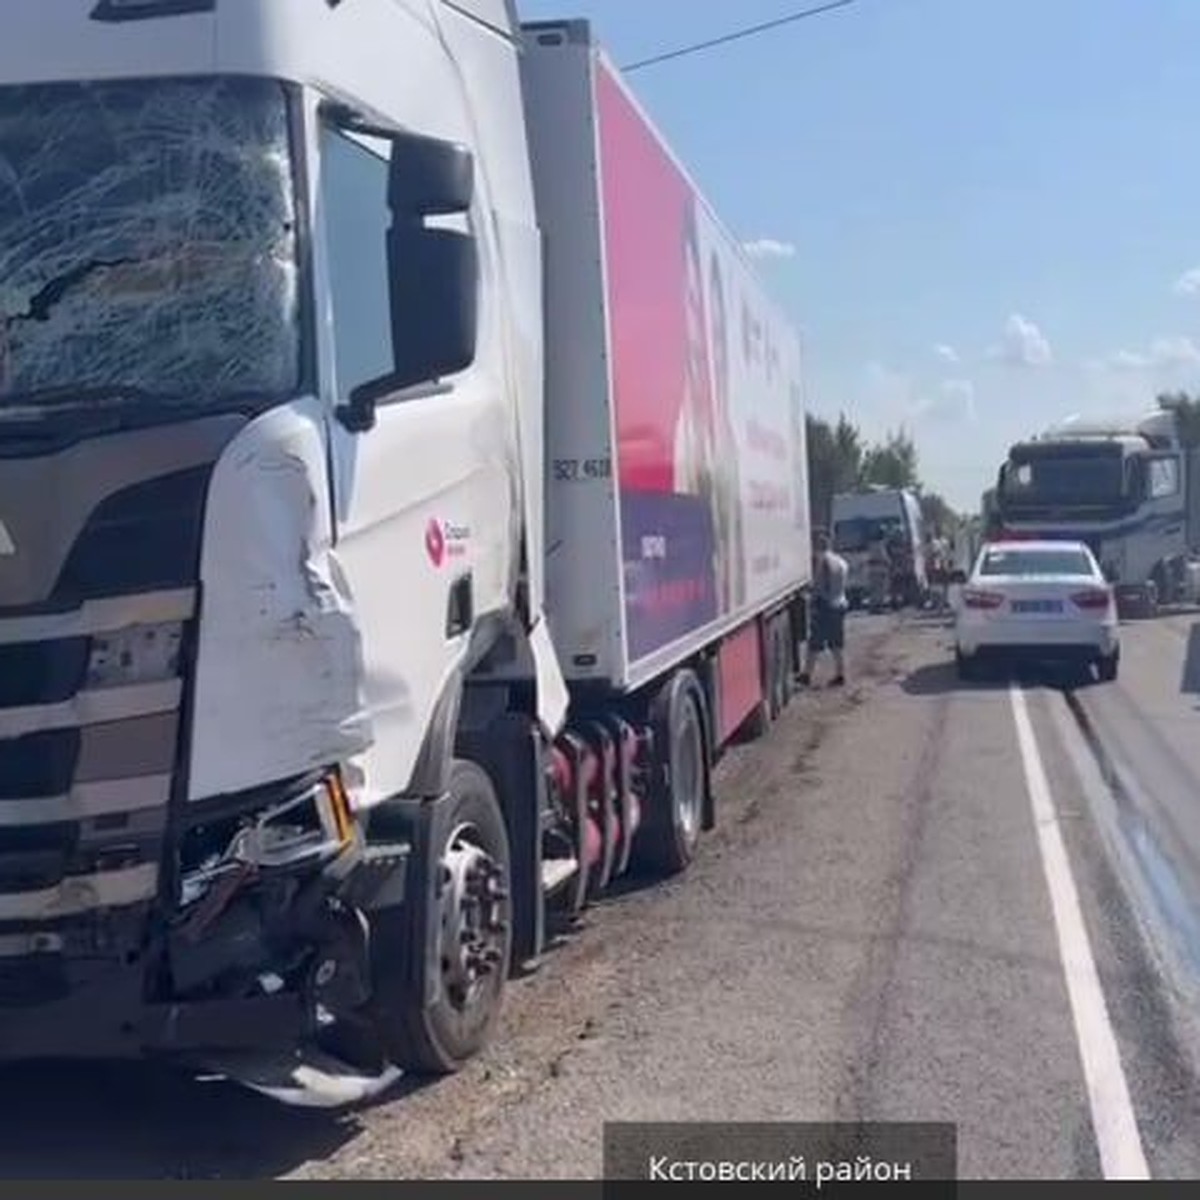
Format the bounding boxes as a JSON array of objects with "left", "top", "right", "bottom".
[{"left": 595, "top": 59, "right": 806, "bottom": 664}]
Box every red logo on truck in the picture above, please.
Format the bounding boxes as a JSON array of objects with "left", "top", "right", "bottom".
[{"left": 425, "top": 518, "right": 446, "bottom": 567}]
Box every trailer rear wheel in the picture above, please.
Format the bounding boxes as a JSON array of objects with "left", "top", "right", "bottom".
[
  {"left": 635, "top": 673, "right": 707, "bottom": 876},
  {"left": 776, "top": 618, "right": 795, "bottom": 710},
  {"left": 773, "top": 620, "right": 785, "bottom": 715},
  {"left": 369, "top": 759, "right": 513, "bottom": 1075},
  {"left": 770, "top": 618, "right": 793, "bottom": 714}
]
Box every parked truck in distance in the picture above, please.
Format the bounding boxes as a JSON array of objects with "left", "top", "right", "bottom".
[
  {"left": 831, "top": 487, "right": 928, "bottom": 609},
  {"left": 0, "top": 0, "right": 811, "bottom": 1103},
  {"left": 981, "top": 487, "right": 1000, "bottom": 541},
  {"left": 993, "top": 401, "right": 1200, "bottom": 617}
]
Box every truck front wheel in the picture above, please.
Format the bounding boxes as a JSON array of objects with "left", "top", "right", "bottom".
[{"left": 370, "top": 759, "right": 513, "bottom": 1075}]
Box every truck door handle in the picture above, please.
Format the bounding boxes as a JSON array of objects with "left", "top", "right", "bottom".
[{"left": 446, "top": 572, "right": 473, "bottom": 638}]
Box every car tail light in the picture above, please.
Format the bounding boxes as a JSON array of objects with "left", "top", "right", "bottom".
[
  {"left": 1071, "top": 588, "right": 1112, "bottom": 611},
  {"left": 962, "top": 588, "right": 1005, "bottom": 610}
]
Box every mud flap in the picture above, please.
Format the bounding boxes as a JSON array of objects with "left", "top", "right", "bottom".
[
  {"left": 529, "top": 613, "right": 569, "bottom": 738},
  {"left": 454, "top": 711, "right": 548, "bottom": 970},
  {"left": 358, "top": 794, "right": 452, "bottom": 1013}
]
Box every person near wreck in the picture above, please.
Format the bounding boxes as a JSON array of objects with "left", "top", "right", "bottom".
[{"left": 799, "top": 529, "right": 848, "bottom": 688}]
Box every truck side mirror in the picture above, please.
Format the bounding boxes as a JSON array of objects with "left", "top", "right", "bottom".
[
  {"left": 388, "top": 130, "right": 474, "bottom": 217},
  {"left": 337, "top": 129, "right": 479, "bottom": 433},
  {"left": 383, "top": 219, "right": 478, "bottom": 394}
]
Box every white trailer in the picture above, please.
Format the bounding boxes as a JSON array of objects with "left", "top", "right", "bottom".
[{"left": 0, "top": 0, "right": 810, "bottom": 1101}]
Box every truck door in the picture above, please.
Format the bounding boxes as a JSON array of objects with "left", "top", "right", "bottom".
[{"left": 316, "top": 114, "right": 514, "bottom": 807}]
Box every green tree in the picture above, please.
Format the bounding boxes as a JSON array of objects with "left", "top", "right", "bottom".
[
  {"left": 861, "top": 428, "right": 919, "bottom": 489},
  {"left": 805, "top": 414, "right": 836, "bottom": 531},
  {"left": 832, "top": 415, "right": 864, "bottom": 489},
  {"left": 806, "top": 411, "right": 865, "bottom": 530},
  {"left": 919, "top": 491, "right": 957, "bottom": 537}
]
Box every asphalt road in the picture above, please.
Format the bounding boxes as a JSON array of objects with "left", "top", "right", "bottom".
[{"left": 4, "top": 610, "right": 1200, "bottom": 1181}]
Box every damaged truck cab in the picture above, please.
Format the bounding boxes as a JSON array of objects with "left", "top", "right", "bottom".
[
  {"left": 0, "top": 0, "right": 563, "bottom": 1093},
  {"left": 1, "top": 0, "right": 814, "bottom": 1101}
]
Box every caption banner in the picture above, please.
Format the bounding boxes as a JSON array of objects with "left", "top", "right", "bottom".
[{"left": 603, "top": 1121, "right": 957, "bottom": 1193}]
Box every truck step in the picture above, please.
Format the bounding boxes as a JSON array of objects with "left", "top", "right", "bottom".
[{"left": 541, "top": 857, "right": 578, "bottom": 895}]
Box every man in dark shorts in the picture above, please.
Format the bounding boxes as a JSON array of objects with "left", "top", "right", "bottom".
[{"left": 799, "top": 530, "right": 848, "bottom": 687}]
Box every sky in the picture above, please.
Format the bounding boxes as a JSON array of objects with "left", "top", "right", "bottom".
[{"left": 516, "top": 0, "right": 1200, "bottom": 512}]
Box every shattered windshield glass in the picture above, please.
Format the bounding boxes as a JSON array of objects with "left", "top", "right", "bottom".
[
  {"left": 0, "top": 76, "right": 300, "bottom": 410},
  {"left": 834, "top": 516, "right": 902, "bottom": 552}
]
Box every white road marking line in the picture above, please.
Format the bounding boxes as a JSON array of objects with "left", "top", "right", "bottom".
[{"left": 1009, "top": 682, "right": 1150, "bottom": 1180}]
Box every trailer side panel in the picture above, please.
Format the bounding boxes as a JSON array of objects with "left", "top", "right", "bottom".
[
  {"left": 592, "top": 53, "right": 810, "bottom": 689},
  {"left": 524, "top": 23, "right": 810, "bottom": 694}
]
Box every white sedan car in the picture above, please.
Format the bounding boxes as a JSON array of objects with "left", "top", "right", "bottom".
[{"left": 954, "top": 540, "right": 1120, "bottom": 682}]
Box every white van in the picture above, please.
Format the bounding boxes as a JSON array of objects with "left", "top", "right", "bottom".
[{"left": 831, "top": 488, "right": 928, "bottom": 608}]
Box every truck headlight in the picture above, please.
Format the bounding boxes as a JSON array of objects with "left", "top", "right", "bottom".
[
  {"left": 86, "top": 621, "right": 184, "bottom": 689},
  {"left": 178, "top": 770, "right": 357, "bottom": 908}
]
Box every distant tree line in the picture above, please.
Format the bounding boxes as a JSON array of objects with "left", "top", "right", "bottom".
[{"left": 805, "top": 412, "right": 961, "bottom": 539}]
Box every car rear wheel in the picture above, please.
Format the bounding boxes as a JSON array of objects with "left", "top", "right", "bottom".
[
  {"left": 1097, "top": 650, "right": 1119, "bottom": 682},
  {"left": 955, "top": 647, "right": 982, "bottom": 682}
]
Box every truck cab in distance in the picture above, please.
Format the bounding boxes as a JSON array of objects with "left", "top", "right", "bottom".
[
  {"left": 994, "top": 405, "right": 1200, "bottom": 617},
  {"left": 831, "top": 487, "right": 927, "bottom": 609}
]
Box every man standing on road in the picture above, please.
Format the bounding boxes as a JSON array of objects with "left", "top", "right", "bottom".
[{"left": 799, "top": 530, "right": 848, "bottom": 688}]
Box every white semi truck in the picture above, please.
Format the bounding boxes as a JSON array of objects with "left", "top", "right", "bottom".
[
  {"left": 993, "top": 403, "right": 1200, "bottom": 617},
  {"left": 0, "top": 0, "right": 811, "bottom": 1101}
]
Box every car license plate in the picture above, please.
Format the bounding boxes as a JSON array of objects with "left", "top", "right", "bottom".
[{"left": 1011, "top": 599, "right": 1062, "bottom": 613}]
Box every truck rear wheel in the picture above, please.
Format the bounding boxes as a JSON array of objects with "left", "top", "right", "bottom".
[
  {"left": 775, "top": 618, "right": 795, "bottom": 710},
  {"left": 370, "top": 759, "right": 513, "bottom": 1075},
  {"left": 635, "top": 673, "right": 707, "bottom": 876}
]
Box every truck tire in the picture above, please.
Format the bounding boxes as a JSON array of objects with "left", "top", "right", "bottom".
[
  {"left": 776, "top": 619, "right": 795, "bottom": 710},
  {"left": 1145, "top": 568, "right": 1166, "bottom": 617},
  {"left": 766, "top": 619, "right": 786, "bottom": 719},
  {"left": 369, "top": 759, "right": 513, "bottom": 1075},
  {"left": 635, "top": 672, "right": 707, "bottom": 876}
]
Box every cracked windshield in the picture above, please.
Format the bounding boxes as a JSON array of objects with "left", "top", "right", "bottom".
[
  {"left": 0, "top": 75, "right": 299, "bottom": 412},
  {"left": 1, "top": 0, "right": 1199, "bottom": 1192}
]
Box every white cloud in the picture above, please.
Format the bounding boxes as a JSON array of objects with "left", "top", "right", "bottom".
[
  {"left": 862, "top": 361, "right": 910, "bottom": 405},
  {"left": 989, "top": 313, "right": 1052, "bottom": 367},
  {"left": 862, "top": 362, "right": 975, "bottom": 425},
  {"left": 933, "top": 343, "right": 960, "bottom": 365},
  {"left": 1102, "top": 335, "right": 1200, "bottom": 372},
  {"left": 915, "top": 378, "right": 976, "bottom": 423},
  {"left": 742, "top": 237, "right": 796, "bottom": 260},
  {"left": 1104, "top": 349, "right": 1150, "bottom": 371},
  {"left": 1173, "top": 267, "right": 1200, "bottom": 296}
]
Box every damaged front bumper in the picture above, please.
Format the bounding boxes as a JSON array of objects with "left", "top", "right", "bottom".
[{"left": 0, "top": 769, "right": 409, "bottom": 1082}]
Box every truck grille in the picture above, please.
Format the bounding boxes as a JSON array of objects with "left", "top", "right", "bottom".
[
  {"left": 0, "top": 452, "right": 219, "bottom": 984},
  {"left": 0, "top": 638, "right": 89, "bottom": 708}
]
